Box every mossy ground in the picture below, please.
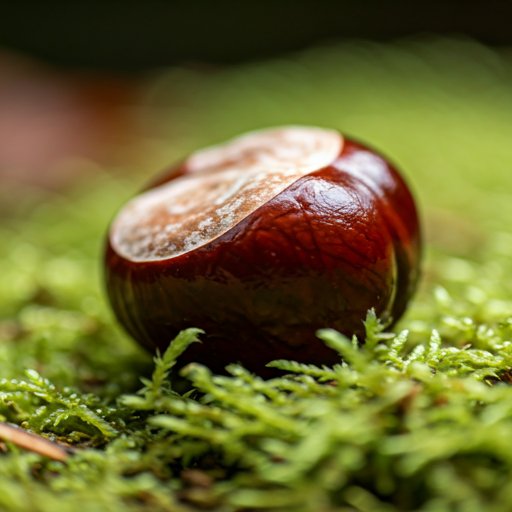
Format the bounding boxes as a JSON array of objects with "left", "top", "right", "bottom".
[{"left": 2, "top": 37, "right": 512, "bottom": 511}]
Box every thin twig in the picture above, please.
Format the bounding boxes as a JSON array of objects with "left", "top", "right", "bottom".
[{"left": 0, "top": 422, "right": 73, "bottom": 461}]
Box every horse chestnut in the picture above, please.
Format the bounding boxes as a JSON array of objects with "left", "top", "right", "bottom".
[{"left": 105, "top": 127, "right": 421, "bottom": 375}]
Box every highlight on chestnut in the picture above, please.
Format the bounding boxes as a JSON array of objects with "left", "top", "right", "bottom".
[{"left": 105, "top": 126, "right": 421, "bottom": 376}]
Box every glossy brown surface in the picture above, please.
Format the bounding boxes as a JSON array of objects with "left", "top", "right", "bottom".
[{"left": 105, "top": 135, "right": 421, "bottom": 377}]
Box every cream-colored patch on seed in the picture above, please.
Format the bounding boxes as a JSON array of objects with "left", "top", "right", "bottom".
[{"left": 111, "top": 126, "right": 343, "bottom": 261}]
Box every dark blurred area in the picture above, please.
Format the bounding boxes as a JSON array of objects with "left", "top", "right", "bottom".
[
  {"left": 1, "top": 1, "right": 512, "bottom": 70},
  {"left": 0, "top": 0, "right": 509, "bottom": 188}
]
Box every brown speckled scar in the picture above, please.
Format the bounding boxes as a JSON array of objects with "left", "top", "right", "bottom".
[
  {"left": 111, "top": 127, "right": 342, "bottom": 261},
  {"left": 105, "top": 126, "right": 421, "bottom": 377}
]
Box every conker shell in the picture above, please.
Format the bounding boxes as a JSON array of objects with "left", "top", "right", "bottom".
[{"left": 105, "top": 127, "right": 421, "bottom": 376}]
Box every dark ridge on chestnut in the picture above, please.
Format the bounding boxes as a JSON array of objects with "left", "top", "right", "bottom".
[{"left": 105, "top": 126, "right": 421, "bottom": 377}]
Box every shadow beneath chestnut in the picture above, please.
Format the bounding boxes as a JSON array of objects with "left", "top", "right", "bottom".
[{"left": 174, "top": 331, "right": 344, "bottom": 381}]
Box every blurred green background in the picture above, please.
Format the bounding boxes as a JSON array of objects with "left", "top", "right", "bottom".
[
  {"left": 3, "top": 2, "right": 512, "bottom": 336},
  {"left": 1, "top": 1, "right": 512, "bottom": 225},
  {"left": 3, "top": 2, "right": 512, "bottom": 357}
]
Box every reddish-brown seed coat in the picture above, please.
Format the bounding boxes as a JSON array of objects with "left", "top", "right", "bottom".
[{"left": 105, "top": 137, "right": 421, "bottom": 377}]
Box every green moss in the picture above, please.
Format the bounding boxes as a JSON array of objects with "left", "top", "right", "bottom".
[{"left": 3, "top": 36, "right": 512, "bottom": 510}]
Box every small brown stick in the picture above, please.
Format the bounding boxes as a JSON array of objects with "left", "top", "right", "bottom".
[{"left": 0, "top": 422, "right": 73, "bottom": 461}]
